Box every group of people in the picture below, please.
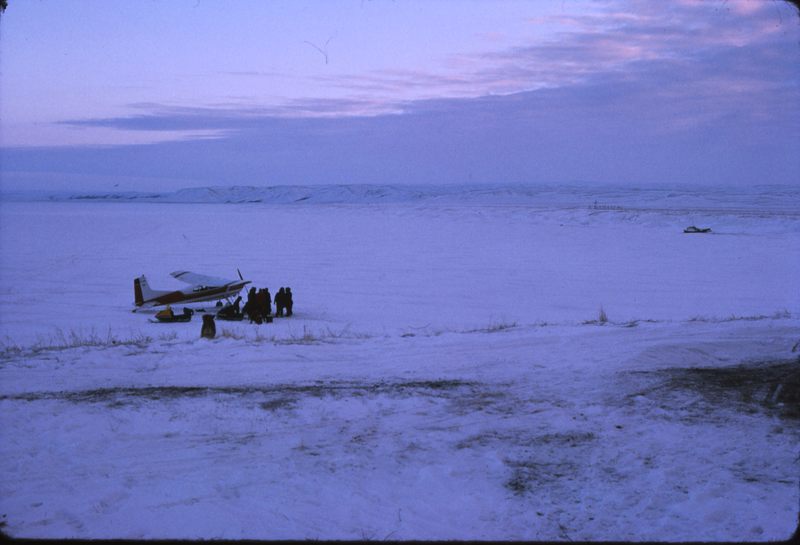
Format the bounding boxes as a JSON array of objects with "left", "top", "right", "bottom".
[{"left": 222, "top": 286, "right": 293, "bottom": 324}]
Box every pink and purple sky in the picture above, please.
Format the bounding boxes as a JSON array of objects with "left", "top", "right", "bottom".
[{"left": 1, "top": 0, "right": 798, "bottom": 191}]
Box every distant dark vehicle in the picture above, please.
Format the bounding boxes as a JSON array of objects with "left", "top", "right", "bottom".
[
  {"left": 215, "top": 311, "right": 245, "bottom": 321},
  {"left": 684, "top": 226, "right": 712, "bottom": 233},
  {"left": 150, "top": 307, "right": 194, "bottom": 323},
  {"left": 216, "top": 296, "right": 244, "bottom": 321}
]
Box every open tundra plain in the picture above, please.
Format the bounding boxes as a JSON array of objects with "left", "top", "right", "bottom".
[{"left": 0, "top": 185, "right": 798, "bottom": 540}]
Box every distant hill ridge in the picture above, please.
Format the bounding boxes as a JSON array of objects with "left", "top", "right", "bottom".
[{"left": 4, "top": 183, "right": 799, "bottom": 212}]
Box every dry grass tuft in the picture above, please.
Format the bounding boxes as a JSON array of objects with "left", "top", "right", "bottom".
[{"left": 1, "top": 328, "right": 152, "bottom": 358}]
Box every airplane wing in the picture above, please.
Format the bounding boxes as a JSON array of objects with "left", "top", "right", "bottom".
[{"left": 170, "top": 270, "right": 235, "bottom": 287}]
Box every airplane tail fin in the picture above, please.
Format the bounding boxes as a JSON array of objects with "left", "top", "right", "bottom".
[
  {"left": 134, "top": 276, "right": 145, "bottom": 306},
  {"left": 134, "top": 275, "right": 165, "bottom": 306}
]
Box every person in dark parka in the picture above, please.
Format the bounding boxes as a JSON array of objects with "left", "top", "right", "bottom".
[
  {"left": 242, "top": 287, "right": 256, "bottom": 314},
  {"left": 263, "top": 288, "right": 272, "bottom": 317},
  {"left": 256, "top": 288, "right": 269, "bottom": 322},
  {"left": 275, "top": 287, "right": 285, "bottom": 317},
  {"left": 285, "top": 287, "right": 293, "bottom": 316},
  {"left": 244, "top": 287, "right": 261, "bottom": 323}
]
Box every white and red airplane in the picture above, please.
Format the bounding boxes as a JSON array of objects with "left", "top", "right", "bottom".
[{"left": 133, "top": 270, "right": 251, "bottom": 311}]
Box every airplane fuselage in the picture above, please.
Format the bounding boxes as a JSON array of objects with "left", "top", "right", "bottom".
[{"left": 134, "top": 276, "right": 250, "bottom": 309}]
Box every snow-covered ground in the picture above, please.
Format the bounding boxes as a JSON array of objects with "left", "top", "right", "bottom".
[{"left": 0, "top": 185, "right": 798, "bottom": 540}]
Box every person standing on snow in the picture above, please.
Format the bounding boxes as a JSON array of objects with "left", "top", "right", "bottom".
[
  {"left": 275, "top": 287, "right": 286, "bottom": 317},
  {"left": 285, "top": 287, "right": 293, "bottom": 316},
  {"left": 244, "top": 287, "right": 260, "bottom": 323},
  {"left": 242, "top": 287, "right": 256, "bottom": 314},
  {"left": 256, "top": 288, "right": 270, "bottom": 322},
  {"left": 263, "top": 287, "right": 272, "bottom": 317}
]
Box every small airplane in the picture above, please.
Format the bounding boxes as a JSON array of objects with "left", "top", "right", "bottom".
[{"left": 133, "top": 270, "right": 251, "bottom": 311}]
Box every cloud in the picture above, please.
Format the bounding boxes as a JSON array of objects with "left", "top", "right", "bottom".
[
  {"left": 172, "top": 0, "right": 792, "bottom": 125},
  {"left": 7, "top": 34, "right": 797, "bottom": 191},
  {"left": 60, "top": 13, "right": 795, "bottom": 141},
  {"left": 3, "top": 1, "right": 797, "bottom": 190}
]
